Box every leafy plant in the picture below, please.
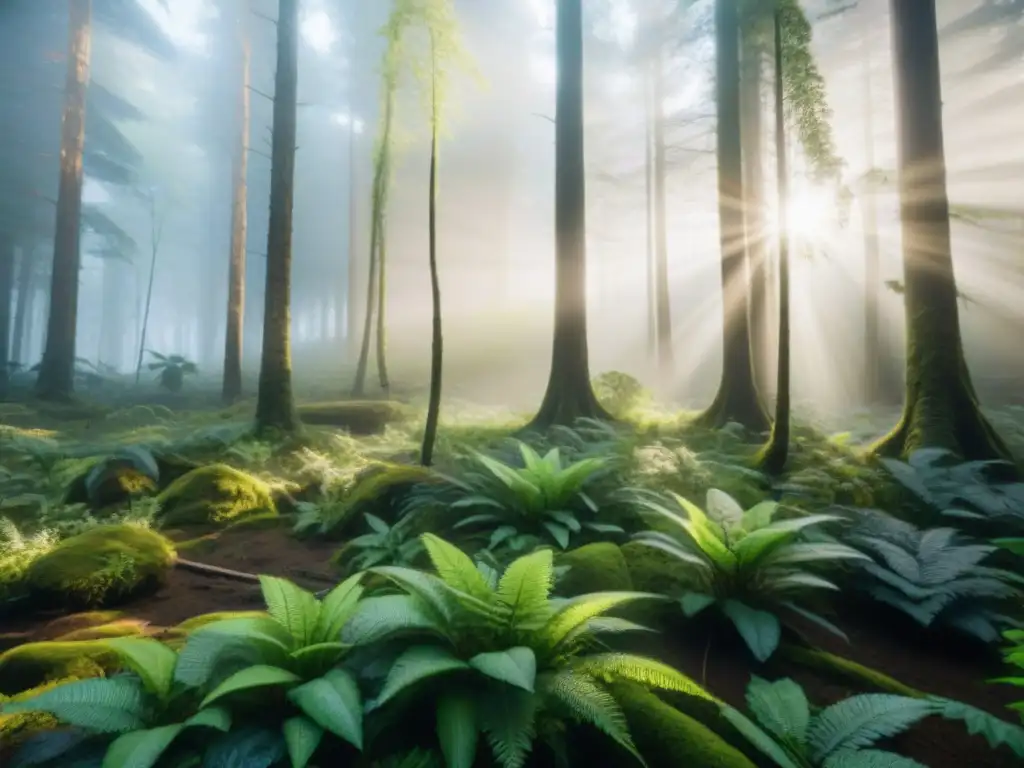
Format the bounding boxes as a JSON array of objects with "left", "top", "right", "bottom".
[
  {"left": 439, "top": 441, "right": 625, "bottom": 555},
  {"left": 879, "top": 447, "right": 1024, "bottom": 530},
  {"left": 995, "top": 629, "right": 1024, "bottom": 721},
  {"left": 838, "top": 509, "right": 1023, "bottom": 643},
  {"left": 343, "top": 533, "right": 712, "bottom": 768},
  {"left": 632, "top": 489, "right": 867, "bottom": 661},
  {"left": 344, "top": 512, "right": 425, "bottom": 571},
  {"left": 147, "top": 351, "right": 198, "bottom": 393},
  {"left": 721, "top": 675, "right": 1024, "bottom": 767}
]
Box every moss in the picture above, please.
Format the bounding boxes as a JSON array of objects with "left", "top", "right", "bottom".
[
  {"left": 24, "top": 524, "right": 176, "bottom": 610},
  {"left": 602, "top": 682, "right": 758, "bottom": 768},
  {"left": 0, "top": 641, "right": 117, "bottom": 694},
  {"left": 175, "top": 610, "right": 268, "bottom": 632},
  {"left": 64, "top": 460, "right": 157, "bottom": 510},
  {"left": 621, "top": 540, "right": 687, "bottom": 595},
  {"left": 297, "top": 400, "right": 411, "bottom": 435},
  {"left": 556, "top": 543, "right": 633, "bottom": 596},
  {"left": 54, "top": 619, "right": 150, "bottom": 642},
  {"left": 155, "top": 463, "right": 277, "bottom": 527},
  {"left": 0, "top": 676, "right": 80, "bottom": 749},
  {"left": 31, "top": 611, "right": 124, "bottom": 640},
  {"left": 780, "top": 645, "right": 926, "bottom": 698}
]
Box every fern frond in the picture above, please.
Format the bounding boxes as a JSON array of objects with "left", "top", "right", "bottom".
[
  {"left": 540, "top": 670, "right": 640, "bottom": 762},
  {"left": 807, "top": 694, "right": 938, "bottom": 761},
  {"left": 496, "top": 549, "right": 555, "bottom": 628},
  {"left": 570, "top": 653, "right": 714, "bottom": 701},
  {"left": 0, "top": 676, "right": 150, "bottom": 733}
]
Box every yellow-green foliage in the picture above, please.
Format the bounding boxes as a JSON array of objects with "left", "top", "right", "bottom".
[
  {"left": 781, "top": 645, "right": 925, "bottom": 698},
  {"left": 297, "top": 400, "right": 411, "bottom": 434},
  {"left": 0, "top": 676, "right": 79, "bottom": 748},
  {"left": 29, "top": 611, "right": 124, "bottom": 640},
  {"left": 621, "top": 540, "right": 688, "bottom": 595},
  {"left": 0, "top": 641, "right": 116, "bottom": 695},
  {"left": 53, "top": 619, "right": 150, "bottom": 642},
  {"left": 0, "top": 519, "right": 57, "bottom": 600},
  {"left": 156, "top": 463, "right": 277, "bottom": 527},
  {"left": 24, "top": 524, "right": 176, "bottom": 609},
  {"left": 310, "top": 462, "right": 435, "bottom": 537},
  {"left": 556, "top": 542, "right": 633, "bottom": 596},
  {"left": 606, "top": 682, "right": 757, "bottom": 768},
  {"left": 175, "top": 610, "right": 268, "bottom": 632}
]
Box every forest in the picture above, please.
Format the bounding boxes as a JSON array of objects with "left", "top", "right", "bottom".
[{"left": 3, "top": 0, "right": 1024, "bottom": 766}]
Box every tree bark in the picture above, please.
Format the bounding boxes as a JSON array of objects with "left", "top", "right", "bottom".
[
  {"left": 223, "top": 0, "right": 250, "bottom": 404},
  {"left": 0, "top": 235, "right": 14, "bottom": 398},
  {"left": 421, "top": 32, "right": 443, "bottom": 467},
  {"left": 873, "top": 0, "right": 1011, "bottom": 462},
  {"left": 526, "top": 0, "right": 610, "bottom": 429},
  {"left": 36, "top": 0, "right": 91, "bottom": 401},
  {"left": 651, "top": 46, "right": 673, "bottom": 388},
  {"left": 255, "top": 0, "right": 300, "bottom": 434},
  {"left": 696, "top": 0, "right": 770, "bottom": 432}
]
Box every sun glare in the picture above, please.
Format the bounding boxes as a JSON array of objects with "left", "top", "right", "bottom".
[
  {"left": 301, "top": 10, "right": 336, "bottom": 54},
  {"left": 784, "top": 182, "right": 835, "bottom": 241}
]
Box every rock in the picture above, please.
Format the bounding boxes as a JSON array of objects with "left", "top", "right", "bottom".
[{"left": 155, "top": 464, "right": 277, "bottom": 527}]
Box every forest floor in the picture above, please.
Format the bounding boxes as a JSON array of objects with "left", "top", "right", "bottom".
[{"left": 2, "top": 389, "right": 1024, "bottom": 767}]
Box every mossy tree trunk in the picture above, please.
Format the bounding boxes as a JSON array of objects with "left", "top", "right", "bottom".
[
  {"left": 255, "top": 0, "right": 300, "bottom": 434},
  {"left": 651, "top": 45, "right": 672, "bottom": 388},
  {"left": 696, "top": 0, "right": 770, "bottom": 432},
  {"left": 526, "top": 0, "right": 610, "bottom": 429},
  {"left": 0, "top": 235, "right": 14, "bottom": 398},
  {"left": 872, "top": 0, "right": 1011, "bottom": 462},
  {"left": 759, "top": 10, "right": 791, "bottom": 474},
  {"left": 222, "top": 0, "right": 250, "bottom": 405},
  {"left": 36, "top": 0, "right": 91, "bottom": 401}
]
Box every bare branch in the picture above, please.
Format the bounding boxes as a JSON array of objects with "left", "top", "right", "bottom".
[{"left": 248, "top": 85, "right": 275, "bottom": 102}]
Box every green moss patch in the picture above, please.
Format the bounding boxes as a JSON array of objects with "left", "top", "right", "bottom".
[
  {"left": 556, "top": 542, "right": 633, "bottom": 596},
  {"left": 0, "top": 676, "right": 80, "bottom": 749},
  {"left": 297, "top": 400, "right": 411, "bottom": 434},
  {"left": 155, "top": 463, "right": 277, "bottom": 527},
  {"left": 781, "top": 645, "right": 926, "bottom": 698},
  {"left": 64, "top": 461, "right": 157, "bottom": 510},
  {"left": 0, "top": 641, "right": 117, "bottom": 695},
  {"left": 24, "top": 524, "right": 176, "bottom": 609}
]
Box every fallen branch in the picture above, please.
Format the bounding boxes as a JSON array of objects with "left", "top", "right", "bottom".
[{"left": 174, "top": 558, "right": 262, "bottom": 584}]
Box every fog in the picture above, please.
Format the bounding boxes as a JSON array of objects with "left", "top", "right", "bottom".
[{"left": 4, "top": 0, "right": 1023, "bottom": 412}]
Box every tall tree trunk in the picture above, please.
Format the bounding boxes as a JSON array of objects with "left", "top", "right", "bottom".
[
  {"left": 223, "top": 0, "right": 250, "bottom": 404},
  {"left": 742, "top": 44, "right": 772, "bottom": 399},
  {"left": 643, "top": 60, "right": 656, "bottom": 366},
  {"left": 526, "top": 0, "right": 609, "bottom": 429},
  {"left": 375, "top": 195, "right": 390, "bottom": 393},
  {"left": 759, "top": 10, "right": 791, "bottom": 473},
  {"left": 11, "top": 247, "right": 33, "bottom": 366},
  {"left": 421, "top": 32, "right": 443, "bottom": 467},
  {"left": 873, "top": 0, "right": 1011, "bottom": 461},
  {"left": 255, "top": 0, "right": 300, "bottom": 433},
  {"left": 36, "top": 0, "right": 91, "bottom": 401},
  {"left": 345, "top": 98, "right": 361, "bottom": 362},
  {"left": 0, "top": 235, "right": 14, "bottom": 398},
  {"left": 651, "top": 46, "right": 672, "bottom": 388},
  {"left": 696, "top": 0, "right": 770, "bottom": 431}
]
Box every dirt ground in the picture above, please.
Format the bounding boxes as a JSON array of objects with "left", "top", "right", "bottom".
[{"left": 4, "top": 528, "right": 1021, "bottom": 768}]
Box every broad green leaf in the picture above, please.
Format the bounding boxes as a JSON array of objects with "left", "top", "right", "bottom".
[
  {"left": 742, "top": 501, "right": 778, "bottom": 531},
  {"left": 477, "top": 685, "right": 537, "bottom": 768},
  {"left": 288, "top": 669, "right": 363, "bottom": 750},
  {"left": 313, "top": 573, "right": 364, "bottom": 642},
  {"left": 1, "top": 676, "right": 148, "bottom": 733},
  {"left": 421, "top": 533, "right": 494, "bottom": 601},
  {"left": 102, "top": 724, "right": 183, "bottom": 768},
  {"left": 541, "top": 521, "right": 570, "bottom": 549},
  {"left": 718, "top": 703, "right": 802, "bottom": 768},
  {"left": 375, "top": 646, "right": 470, "bottom": 708},
  {"left": 437, "top": 692, "right": 478, "bottom": 768},
  {"left": 202, "top": 726, "right": 286, "bottom": 768},
  {"left": 341, "top": 594, "right": 446, "bottom": 645},
  {"left": 706, "top": 489, "right": 745, "bottom": 529},
  {"left": 807, "top": 695, "right": 938, "bottom": 761},
  {"left": 290, "top": 642, "right": 348, "bottom": 677},
  {"left": 100, "top": 637, "right": 179, "bottom": 700},
  {"left": 185, "top": 706, "right": 232, "bottom": 731},
  {"left": 722, "top": 600, "right": 781, "bottom": 662},
  {"left": 745, "top": 676, "right": 811, "bottom": 744},
  {"left": 200, "top": 665, "right": 302, "bottom": 709},
  {"left": 823, "top": 749, "right": 927, "bottom": 768},
  {"left": 259, "top": 576, "right": 320, "bottom": 646},
  {"left": 282, "top": 716, "right": 324, "bottom": 768},
  {"left": 496, "top": 549, "right": 554, "bottom": 626},
  {"left": 174, "top": 617, "right": 293, "bottom": 687},
  {"left": 680, "top": 592, "right": 716, "bottom": 617},
  {"left": 469, "top": 648, "right": 537, "bottom": 692},
  {"left": 545, "top": 591, "right": 663, "bottom": 649},
  {"left": 365, "top": 513, "right": 390, "bottom": 534}
]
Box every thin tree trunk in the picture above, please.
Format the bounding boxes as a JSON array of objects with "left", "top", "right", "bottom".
[
  {"left": 375, "top": 190, "right": 390, "bottom": 393},
  {"left": 11, "top": 247, "right": 33, "bottom": 365},
  {"left": 526, "top": 0, "right": 610, "bottom": 429},
  {"left": 351, "top": 184, "right": 380, "bottom": 397},
  {"left": 223, "top": 0, "right": 250, "bottom": 404},
  {"left": 345, "top": 115, "right": 359, "bottom": 359},
  {"left": 651, "top": 46, "right": 672, "bottom": 388},
  {"left": 760, "top": 10, "right": 791, "bottom": 473},
  {"left": 254, "top": 0, "right": 300, "bottom": 433},
  {"left": 0, "top": 235, "right": 14, "bottom": 398},
  {"left": 135, "top": 193, "right": 160, "bottom": 384},
  {"left": 36, "top": 0, "right": 91, "bottom": 401},
  {"left": 643, "top": 60, "right": 656, "bottom": 366},
  {"left": 873, "top": 0, "right": 1011, "bottom": 462},
  {"left": 696, "top": 0, "right": 770, "bottom": 432},
  {"left": 421, "top": 32, "right": 443, "bottom": 467}
]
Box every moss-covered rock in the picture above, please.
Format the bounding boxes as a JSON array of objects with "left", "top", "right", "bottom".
[
  {"left": 315, "top": 462, "right": 437, "bottom": 539},
  {"left": 155, "top": 464, "right": 277, "bottom": 527},
  {"left": 297, "top": 400, "right": 411, "bottom": 435},
  {"left": 0, "top": 641, "right": 117, "bottom": 695},
  {"left": 595, "top": 683, "right": 758, "bottom": 768},
  {"left": 556, "top": 543, "right": 633, "bottom": 596},
  {"left": 621, "top": 540, "right": 688, "bottom": 594},
  {"left": 24, "top": 524, "right": 176, "bottom": 609},
  {"left": 64, "top": 460, "right": 157, "bottom": 510}
]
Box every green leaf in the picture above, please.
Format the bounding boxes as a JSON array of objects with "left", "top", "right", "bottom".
[
  {"left": 342, "top": 594, "right": 447, "bottom": 645},
  {"left": 200, "top": 665, "right": 302, "bottom": 709},
  {"left": 542, "top": 522, "right": 570, "bottom": 549},
  {"left": 174, "top": 617, "right": 293, "bottom": 687},
  {"left": 282, "top": 716, "right": 324, "bottom": 768},
  {"left": 745, "top": 676, "right": 811, "bottom": 744},
  {"left": 375, "top": 646, "right": 470, "bottom": 708},
  {"left": 469, "top": 648, "right": 537, "bottom": 692},
  {"left": 287, "top": 669, "right": 363, "bottom": 750},
  {"left": 489, "top": 526, "right": 519, "bottom": 550},
  {"left": 807, "top": 695, "right": 938, "bottom": 761},
  {"left": 477, "top": 686, "right": 537, "bottom": 768},
  {"left": 202, "top": 726, "right": 286, "bottom": 768},
  {"left": 541, "top": 670, "right": 641, "bottom": 763},
  {"left": 1, "top": 676, "right": 148, "bottom": 733},
  {"left": 421, "top": 533, "right": 494, "bottom": 601},
  {"left": 721, "top": 600, "right": 781, "bottom": 662},
  {"left": 571, "top": 653, "right": 714, "bottom": 700},
  {"left": 823, "top": 749, "right": 928, "bottom": 768},
  {"left": 718, "top": 703, "right": 802, "bottom": 768},
  {"left": 707, "top": 489, "right": 745, "bottom": 529},
  {"left": 497, "top": 549, "right": 555, "bottom": 626},
  {"left": 313, "top": 573, "right": 364, "bottom": 642},
  {"left": 290, "top": 642, "right": 348, "bottom": 678},
  {"left": 545, "top": 591, "right": 664, "bottom": 649},
  {"left": 932, "top": 697, "right": 1024, "bottom": 757},
  {"left": 259, "top": 576, "right": 321, "bottom": 646},
  {"left": 365, "top": 513, "right": 390, "bottom": 534},
  {"left": 437, "top": 692, "right": 478, "bottom": 768},
  {"left": 742, "top": 501, "right": 777, "bottom": 531},
  {"left": 99, "top": 638, "right": 179, "bottom": 700},
  {"left": 185, "top": 706, "right": 232, "bottom": 731},
  {"left": 680, "top": 592, "right": 716, "bottom": 617},
  {"left": 102, "top": 724, "right": 183, "bottom": 768}
]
